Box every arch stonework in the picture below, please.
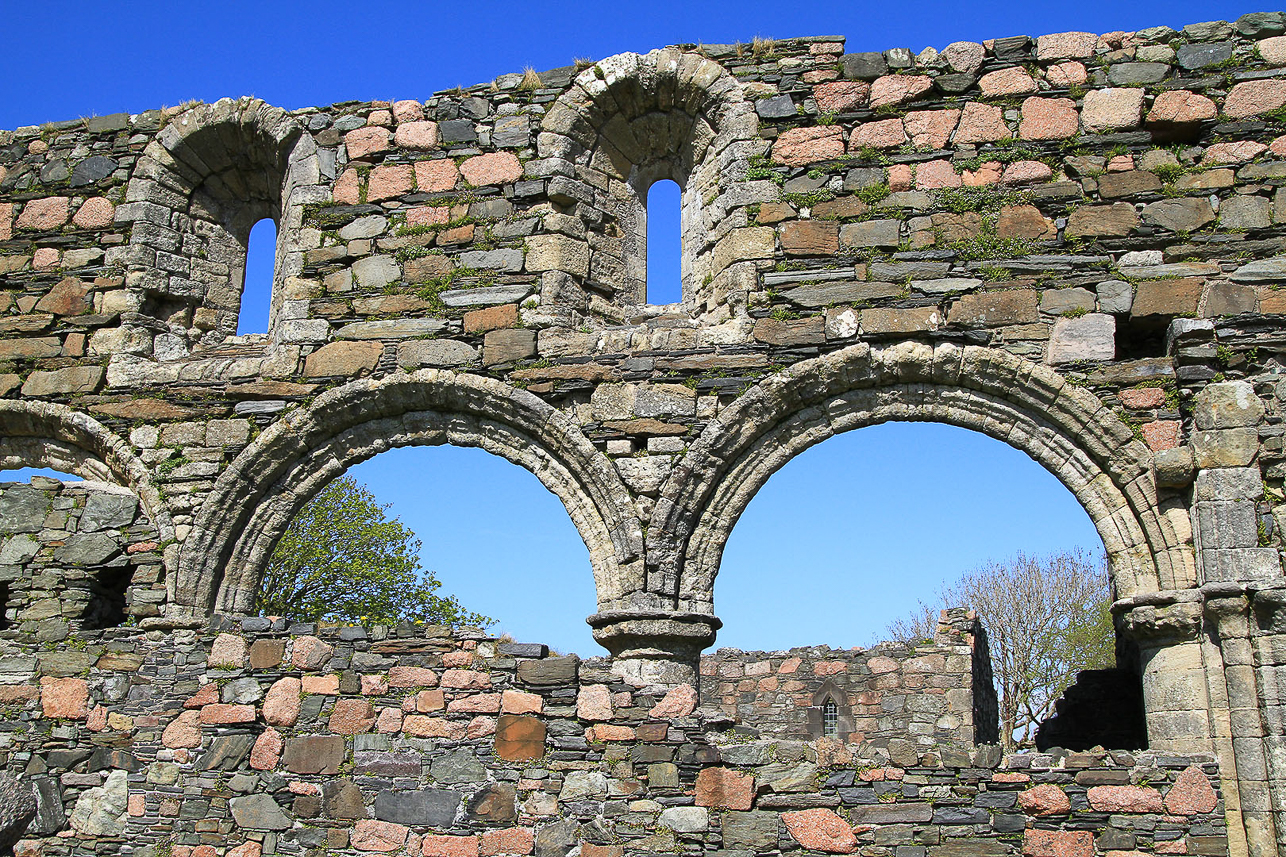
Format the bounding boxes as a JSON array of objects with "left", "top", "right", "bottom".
[
  {"left": 175, "top": 370, "right": 644, "bottom": 619},
  {"left": 7, "top": 17, "right": 1286, "bottom": 854},
  {"left": 0, "top": 400, "right": 175, "bottom": 555},
  {"left": 649, "top": 341, "right": 1194, "bottom": 612}
]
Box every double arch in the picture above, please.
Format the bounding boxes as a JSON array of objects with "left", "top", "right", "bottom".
[
  {"left": 0, "top": 399, "right": 175, "bottom": 555},
  {"left": 175, "top": 370, "right": 645, "bottom": 618},
  {"left": 648, "top": 341, "right": 1194, "bottom": 617}
]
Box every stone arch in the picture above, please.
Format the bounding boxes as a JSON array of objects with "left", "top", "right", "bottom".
[
  {"left": 116, "top": 98, "right": 315, "bottom": 354},
  {"left": 539, "top": 49, "right": 758, "bottom": 314},
  {"left": 649, "top": 341, "right": 1194, "bottom": 615},
  {"left": 0, "top": 400, "right": 175, "bottom": 551},
  {"left": 175, "top": 370, "right": 644, "bottom": 619}
]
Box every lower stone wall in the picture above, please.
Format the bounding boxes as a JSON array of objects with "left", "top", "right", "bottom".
[
  {"left": 698, "top": 608, "right": 997, "bottom": 753},
  {"left": 0, "top": 478, "right": 161, "bottom": 636},
  {"left": 0, "top": 619, "right": 1226, "bottom": 857}
]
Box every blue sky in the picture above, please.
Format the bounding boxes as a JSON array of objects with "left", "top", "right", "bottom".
[{"left": 2, "top": 0, "right": 1245, "bottom": 654}]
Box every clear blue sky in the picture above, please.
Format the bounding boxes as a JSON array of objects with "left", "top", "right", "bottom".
[{"left": 3, "top": 0, "right": 1245, "bottom": 654}]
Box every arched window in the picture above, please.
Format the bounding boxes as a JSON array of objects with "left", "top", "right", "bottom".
[
  {"left": 822, "top": 698, "right": 839, "bottom": 738},
  {"left": 646, "top": 180, "right": 682, "bottom": 305},
  {"left": 238, "top": 217, "right": 276, "bottom": 335}
]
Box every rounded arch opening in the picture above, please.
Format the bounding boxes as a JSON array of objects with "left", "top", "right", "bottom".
[
  {"left": 649, "top": 342, "right": 1193, "bottom": 619},
  {"left": 716, "top": 422, "right": 1105, "bottom": 649},
  {"left": 176, "top": 371, "right": 645, "bottom": 629},
  {"left": 257, "top": 445, "right": 597, "bottom": 654},
  {"left": 540, "top": 49, "right": 757, "bottom": 315}
]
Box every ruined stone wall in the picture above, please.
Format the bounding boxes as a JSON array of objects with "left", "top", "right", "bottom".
[
  {"left": 0, "top": 478, "right": 161, "bottom": 635},
  {"left": 8, "top": 8, "right": 1286, "bottom": 855},
  {"left": 0, "top": 622, "right": 1227, "bottom": 857},
  {"left": 697, "top": 609, "right": 995, "bottom": 751}
]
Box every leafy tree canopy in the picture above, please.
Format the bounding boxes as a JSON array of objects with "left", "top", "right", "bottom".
[
  {"left": 886, "top": 548, "right": 1114, "bottom": 750},
  {"left": 257, "top": 476, "right": 493, "bottom": 628}
]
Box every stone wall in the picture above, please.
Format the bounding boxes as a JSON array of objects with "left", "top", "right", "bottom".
[
  {"left": 8, "top": 8, "right": 1286, "bottom": 854},
  {"left": 697, "top": 609, "right": 998, "bottom": 752},
  {"left": 0, "top": 621, "right": 1227, "bottom": 857},
  {"left": 0, "top": 478, "right": 160, "bottom": 637}
]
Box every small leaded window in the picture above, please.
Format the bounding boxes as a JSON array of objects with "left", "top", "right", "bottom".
[{"left": 822, "top": 698, "right": 839, "bottom": 738}]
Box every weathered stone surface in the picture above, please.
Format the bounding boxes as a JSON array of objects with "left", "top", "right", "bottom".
[
  {"left": 1065, "top": 203, "right": 1138, "bottom": 237},
  {"left": 374, "top": 790, "right": 461, "bottom": 827},
  {"left": 1164, "top": 765, "right": 1219, "bottom": 814},
  {"left": 495, "top": 715, "right": 546, "bottom": 761},
  {"left": 695, "top": 767, "right": 754, "bottom": 810},
  {"left": 304, "top": 341, "right": 383, "bottom": 377},
  {"left": 282, "top": 736, "right": 346, "bottom": 775},
  {"left": 1132, "top": 278, "right": 1203, "bottom": 318},
  {"left": 1194, "top": 381, "right": 1265, "bottom": 429},
  {"left": 783, "top": 808, "right": 856, "bottom": 853},
  {"left": 69, "top": 770, "right": 128, "bottom": 836},
  {"left": 1047, "top": 314, "right": 1115, "bottom": 364}
]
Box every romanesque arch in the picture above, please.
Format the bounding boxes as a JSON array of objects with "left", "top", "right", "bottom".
[
  {"left": 175, "top": 370, "right": 643, "bottom": 618},
  {"left": 0, "top": 400, "right": 175, "bottom": 551},
  {"left": 117, "top": 97, "right": 312, "bottom": 351},
  {"left": 539, "top": 49, "right": 757, "bottom": 313},
  {"left": 649, "top": 341, "right": 1195, "bottom": 615}
]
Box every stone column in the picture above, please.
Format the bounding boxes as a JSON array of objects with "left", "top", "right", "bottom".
[
  {"left": 1119, "top": 593, "right": 1214, "bottom": 753},
  {"left": 586, "top": 610, "right": 721, "bottom": 690},
  {"left": 1205, "top": 589, "right": 1280, "bottom": 857}
]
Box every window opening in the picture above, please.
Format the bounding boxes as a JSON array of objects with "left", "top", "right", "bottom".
[
  {"left": 646, "top": 180, "right": 682, "bottom": 305},
  {"left": 238, "top": 217, "right": 276, "bottom": 335},
  {"left": 822, "top": 698, "right": 839, "bottom": 738},
  {"left": 0, "top": 468, "right": 82, "bottom": 483},
  {"left": 0, "top": 583, "right": 9, "bottom": 631},
  {"left": 81, "top": 566, "right": 133, "bottom": 630}
]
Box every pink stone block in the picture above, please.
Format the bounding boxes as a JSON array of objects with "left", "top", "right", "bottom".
[
  {"left": 1260, "top": 35, "right": 1286, "bottom": 66},
  {"left": 979, "top": 67, "right": 1037, "bottom": 97},
  {"left": 250, "top": 727, "right": 282, "bottom": 770},
  {"left": 0, "top": 202, "right": 11, "bottom": 241},
  {"left": 16, "top": 197, "right": 70, "bottom": 231},
  {"left": 377, "top": 707, "right": 403, "bottom": 733},
  {"left": 301, "top": 674, "right": 340, "bottom": 695},
  {"left": 1019, "top": 97, "right": 1079, "bottom": 140},
  {"left": 772, "top": 126, "right": 845, "bottom": 166},
  {"left": 460, "top": 152, "right": 523, "bottom": 186},
  {"left": 198, "top": 703, "right": 255, "bottom": 724},
  {"left": 415, "top": 159, "right": 459, "bottom": 192},
  {"left": 393, "top": 100, "right": 425, "bottom": 122},
  {"left": 352, "top": 820, "right": 409, "bottom": 852},
  {"left": 440, "top": 669, "right": 491, "bottom": 689},
  {"left": 1046, "top": 61, "right": 1088, "bottom": 88},
  {"left": 783, "top": 808, "right": 857, "bottom": 854},
  {"left": 32, "top": 248, "right": 59, "bottom": 270},
  {"left": 40, "top": 677, "right": 88, "bottom": 719},
  {"left": 888, "top": 164, "right": 913, "bottom": 192},
  {"left": 501, "top": 689, "right": 543, "bottom": 714},
  {"left": 903, "top": 109, "right": 959, "bottom": 150},
  {"left": 72, "top": 197, "right": 115, "bottom": 230},
  {"left": 162, "top": 710, "right": 202, "bottom": 748},
  {"left": 367, "top": 163, "right": 414, "bottom": 202},
  {"left": 649, "top": 683, "right": 698, "bottom": 719},
  {"left": 1203, "top": 141, "right": 1268, "bottom": 165},
  {"left": 915, "top": 159, "right": 961, "bottom": 189},
  {"left": 1036, "top": 31, "right": 1098, "bottom": 60},
  {"left": 396, "top": 121, "right": 439, "bottom": 150},
  {"left": 577, "top": 684, "right": 613, "bottom": 721},
  {"left": 333, "top": 168, "right": 361, "bottom": 204},
  {"left": 813, "top": 81, "right": 869, "bottom": 114},
  {"left": 1081, "top": 88, "right": 1145, "bottom": 133},
  {"left": 210, "top": 633, "right": 247, "bottom": 668},
  {"left": 346, "top": 126, "right": 391, "bottom": 159},
  {"left": 467, "top": 716, "right": 497, "bottom": 738},
  {"left": 1000, "top": 161, "right": 1053, "bottom": 186},
  {"left": 263, "top": 677, "right": 301, "bottom": 727},
  {"left": 954, "top": 102, "right": 1010, "bottom": 144},
  {"left": 407, "top": 206, "right": 450, "bottom": 226},
  {"left": 869, "top": 75, "right": 933, "bottom": 108},
  {"left": 1148, "top": 91, "right": 1217, "bottom": 126},
  {"left": 447, "top": 693, "right": 502, "bottom": 714},
  {"left": 1141, "top": 420, "right": 1181, "bottom": 452},
  {"left": 389, "top": 665, "right": 440, "bottom": 687},
  {"left": 1224, "top": 79, "right": 1286, "bottom": 118},
  {"left": 329, "top": 698, "right": 377, "bottom": 734},
  {"left": 848, "top": 118, "right": 906, "bottom": 150},
  {"left": 291, "top": 635, "right": 335, "bottom": 670}
]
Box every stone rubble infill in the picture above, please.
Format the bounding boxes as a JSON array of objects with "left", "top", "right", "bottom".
[{"left": 0, "top": 619, "right": 1228, "bottom": 857}]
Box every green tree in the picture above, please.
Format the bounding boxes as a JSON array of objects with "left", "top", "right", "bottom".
[
  {"left": 886, "top": 549, "right": 1114, "bottom": 750},
  {"left": 257, "top": 476, "right": 493, "bottom": 627}
]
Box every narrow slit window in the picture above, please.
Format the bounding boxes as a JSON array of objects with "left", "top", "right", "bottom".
[
  {"left": 646, "top": 180, "right": 682, "bottom": 305},
  {"left": 238, "top": 217, "right": 276, "bottom": 335},
  {"left": 822, "top": 698, "right": 839, "bottom": 738},
  {"left": 0, "top": 582, "right": 9, "bottom": 631}
]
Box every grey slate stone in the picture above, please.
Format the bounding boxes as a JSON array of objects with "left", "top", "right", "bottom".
[
  {"left": 53, "top": 533, "right": 119, "bottom": 566},
  {"left": 1097, "top": 280, "right": 1134, "bottom": 313},
  {"left": 1108, "top": 63, "right": 1171, "bottom": 85},
  {"left": 722, "top": 811, "right": 779, "bottom": 849},
  {"left": 431, "top": 749, "right": 487, "bottom": 784},
  {"left": 439, "top": 119, "right": 478, "bottom": 143},
  {"left": 440, "top": 284, "right": 533, "bottom": 307},
  {"left": 69, "top": 156, "right": 117, "bottom": 187},
  {"left": 755, "top": 96, "right": 797, "bottom": 119},
  {"left": 840, "top": 52, "right": 887, "bottom": 80},
  {"left": 0, "top": 488, "right": 49, "bottom": 533},
  {"left": 196, "top": 735, "right": 256, "bottom": 771},
  {"left": 335, "top": 319, "right": 448, "bottom": 340},
  {"left": 1177, "top": 42, "right": 1234, "bottom": 70},
  {"left": 534, "top": 819, "right": 579, "bottom": 857},
  {"left": 517, "top": 655, "right": 579, "bottom": 685},
  {"left": 229, "top": 794, "right": 293, "bottom": 830},
  {"left": 374, "top": 789, "right": 461, "bottom": 826},
  {"left": 1238, "top": 11, "right": 1286, "bottom": 37},
  {"left": 79, "top": 492, "right": 138, "bottom": 532}
]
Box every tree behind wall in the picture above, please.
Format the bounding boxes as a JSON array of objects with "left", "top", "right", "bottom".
[
  {"left": 886, "top": 549, "right": 1114, "bottom": 750},
  {"left": 257, "top": 476, "right": 492, "bottom": 628}
]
